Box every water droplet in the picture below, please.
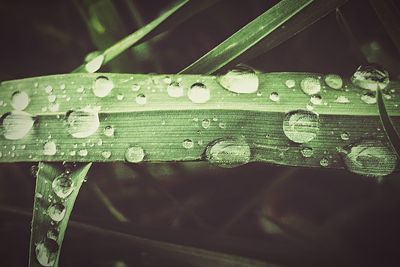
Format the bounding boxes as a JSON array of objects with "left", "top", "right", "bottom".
[
  {"left": 47, "top": 203, "right": 66, "bottom": 222},
  {"left": 319, "top": 158, "right": 329, "bottom": 167},
  {"left": 269, "top": 92, "right": 280, "bottom": 102},
  {"left": 167, "top": 82, "right": 184, "bottom": 98},
  {"left": 341, "top": 140, "right": 397, "bottom": 177},
  {"left": 300, "top": 77, "right": 321, "bottom": 95},
  {"left": 340, "top": 132, "right": 350, "bottom": 141},
  {"left": 93, "top": 76, "right": 114, "bottom": 97},
  {"left": 78, "top": 149, "right": 88, "bottom": 157},
  {"left": 188, "top": 83, "right": 210, "bottom": 103},
  {"left": 163, "top": 76, "right": 172, "bottom": 84},
  {"left": 135, "top": 93, "right": 147, "bottom": 105},
  {"left": 351, "top": 64, "right": 389, "bottom": 91},
  {"left": 361, "top": 92, "right": 376, "bottom": 104},
  {"left": 103, "top": 125, "right": 115, "bottom": 137},
  {"left": 310, "top": 95, "right": 322, "bottom": 105},
  {"left": 47, "top": 95, "right": 56, "bottom": 103},
  {"left": 66, "top": 108, "right": 99, "bottom": 138},
  {"left": 117, "top": 94, "right": 124, "bottom": 101},
  {"left": 52, "top": 173, "right": 74, "bottom": 198},
  {"left": 218, "top": 65, "right": 259, "bottom": 94},
  {"left": 205, "top": 137, "right": 251, "bottom": 168},
  {"left": 125, "top": 146, "right": 145, "bottom": 163},
  {"left": 301, "top": 147, "right": 314, "bottom": 158},
  {"left": 218, "top": 122, "right": 226, "bottom": 129},
  {"left": 85, "top": 54, "right": 104, "bottom": 73},
  {"left": 182, "top": 139, "right": 194, "bottom": 149},
  {"left": 45, "top": 85, "right": 53, "bottom": 94},
  {"left": 335, "top": 95, "right": 350, "bottom": 104},
  {"left": 35, "top": 238, "right": 59, "bottom": 266},
  {"left": 11, "top": 91, "right": 30, "bottom": 110},
  {"left": 43, "top": 141, "right": 57, "bottom": 156},
  {"left": 101, "top": 151, "right": 111, "bottom": 159},
  {"left": 46, "top": 229, "right": 59, "bottom": 241},
  {"left": 76, "top": 86, "right": 85, "bottom": 93},
  {"left": 201, "top": 119, "right": 211, "bottom": 129},
  {"left": 285, "top": 80, "right": 296, "bottom": 88},
  {"left": 131, "top": 84, "right": 141, "bottom": 91},
  {"left": 1, "top": 111, "right": 34, "bottom": 140},
  {"left": 324, "top": 74, "right": 343, "bottom": 89},
  {"left": 283, "top": 110, "right": 319, "bottom": 143}
]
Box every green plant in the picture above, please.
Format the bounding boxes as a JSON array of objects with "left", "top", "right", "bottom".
[{"left": 0, "top": 0, "right": 399, "bottom": 266}]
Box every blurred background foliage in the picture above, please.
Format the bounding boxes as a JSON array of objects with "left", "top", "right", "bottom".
[{"left": 1, "top": 0, "right": 400, "bottom": 266}]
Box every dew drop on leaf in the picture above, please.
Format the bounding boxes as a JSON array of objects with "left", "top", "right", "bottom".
[
  {"left": 324, "top": 74, "right": 343, "bottom": 89},
  {"left": 1, "top": 111, "right": 34, "bottom": 140},
  {"left": 182, "top": 139, "right": 194, "bottom": 149},
  {"left": 269, "top": 92, "right": 280, "bottom": 102},
  {"left": 300, "top": 77, "right": 321, "bottom": 95},
  {"left": 135, "top": 93, "right": 147, "bottom": 105},
  {"left": 283, "top": 110, "right": 319, "bottom": 143},
  {"left": 319, "top": 157, "right": 329, "bottom": 167},
  {"left": 201, "top": 119, "right": 211, "bottom": 129},
  {"left": 66, "top": 108, "right": 99, "bottom": 138},
  {"left": 285, "top": 79, "right": 296, "bottom": 88},
  {"left": 340, "top": 132, "right": 350, "bottom": 141},
  {"left": 52, "top": 173, "right": 74, "bottom": 199},
  {"left": 78, "top": 149, "right": 88, "bottom": 157},
  {"left": 310, "top": 95, "right": 322, "bottom": 105},
  {"left": 47, "top": 203, "right": 66, "bottom": 222},
  {"left": 335, "top": 96, "right": 350, "bottom": 104},
  {"left": 85, "top": 54, "right": 104, "bottom": 73},
  {"left": 301, "top": 147, "right": 314, "bottom": 158},
  {"left": 351, "top": 64, "right": 389, "bottom": 91},
  {"left": 188, "top": 83, "right": 210, "bottom": 103},
  {"left": 101, "top": 151, "right": 111, "bottom": 159},
  {"left": 360, "top": 92, "right": 376, "bottom": 104},
  {"left": 131, "top": 84, "right": 141, "bottom": 92},
  {"left": 35, "top": 238, "right": 59, "bottom": 267},
  {"left": 43, "top": 140, "right": 57, "bottom": 156},
  {"left": 125, "top": 146, "right": 145, "bottom": 163},
  {"left": 218, "top": 65, "right": 259, "bottom": 94},
  {"left": 205, "top": 137, "right": 251, "bottom": 168},
  {"left": 11, "top": 91, "right": 30, "bottom": 110},
  {"left": 167, "top": 81, "right": 184, "bottom": 98},
  {"left": 93, "top": 76, "right": 114, "bottom": 97},
  {"left": 46, "top": 229, "right": 59, "bottom": 241},
  {"left": 103, "top": 125, "right": 115, "bottom": 137}
]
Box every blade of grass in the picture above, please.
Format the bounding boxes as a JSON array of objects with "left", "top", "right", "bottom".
[
  {"left": 29, "top": 162, "right": 92, "bottom": 267},
  {"left": 370, "top": 0, "right": 400, "bottom": 53},
  {"left": 73, "top": 0, "right": 221, "bottom": 73},
  {"left": 376, "top": 87, "right": 400, "bottom": 158}
]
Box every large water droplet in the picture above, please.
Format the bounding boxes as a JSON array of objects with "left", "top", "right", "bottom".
[
  {"left": 52, "top": 173, "right": 74, "bottom": 198},
  {"left": 1, "top": 111, "right": 34, "bottom": 140},
  {"left": 35, "top": 238, "right": 59, "bottom": 267},
  {"left": 341, "top": 140, "right": 397, "bottom": 177},
  {"left": 205, "top": 137, "right": 251, "bottom": 168},
  {"left": 47, "top": 203, "right": 66, "bottom": 222},
  {"left": 167, "top": 81, "right": 184, "bottom": 98},
  {"left": 125, "top": 146, "right": 145, "bottom": 163},
  {"left": 218, "top": 65, "right": 259, "bottom": 94},
  {"left": 11, "top": 91, "right": 30, "bottom": 110},
  {"left": 300, "top": 77, "right": 321, "bottom": 95},
  {"left": 351, "top": 64, "right": 389, "bottom": 91},
  {"left": 188, "top": 83, "right": 210, "bottom": 103},
  {"left": 66, "top": 108, "right": 99, "bottom": 138},
  {"left": 93, "top": 76, "right": 114, "bottom": 97},
  {"left": 43, "top": 141, "right": 57, "bottom": 156},
  {"left": 85, "top": 54, "right": 104, "bottom": 73},
  {"left": 324, "top": 74, "right": 343, "bottom": 89},
  {"left": 283, "top": 110, "right": 319, "bottom": 143}
]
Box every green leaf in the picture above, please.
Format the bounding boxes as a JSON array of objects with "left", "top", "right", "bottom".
[{"left": 29, "top": 162, "right": 92, "bottom": 267}]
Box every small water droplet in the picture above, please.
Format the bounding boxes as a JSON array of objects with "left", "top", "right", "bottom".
[
  {"left": 35, "top": 238, "right": 59, "bottom": 266},
  {"left": 324, "top": 74, "right": 343, "bottom": 89},
  {"left": 182, "top": 139, "right": 194, "bottom": 149},
  {"left": 218, "top": 65, "right": 259, "bottom": 94},
  {"left": 101, "top": 151, "right": 111, "bottom": 159},
  {"left": 283, "top": 110, "right": 319, "bottom": 143},
  {"left": 310, "top": 95, "right": 322, "bottom": 105},
  {"left": 269, "top": 92, "right": 280, "bottom": 102},
  {"left": 205, "top": 137, "right": 251, "bottom": 168},
  {"left": 66, "top": 108, "right": 99, "bottom": 138},
  {"left": 335, "top": 95, "right": 350, "bottom": 104},
  {"left": 188, "top": 83, "right": 210, "bottom": 103},
  {"left": 44, "top": 85, "right": 53, "bottom": 94},
  {"left": 167, "top": 81, "right": 184, "bottom": 98},
  {"left": 47, "top": 203, "right": 66, "bottom": 222},
  {"left": 78, "top": 149, "right": 88, "bottom": 157},
  {"left": 52, "top": 173, "right": 74, "bottom": 198},
  {"left": 125, "top": 146, "right": 145, "bottom": 163},
  {"left": 117, "top": 94, "right": 124, "bottom": 101},
  {"left": 131, "top": 83, "right": 141, "bottom": 91},
  {"left": 300, "top": 77, "right": 321, "bottom": 95},
  {"left": 11, "top": 91, "right": 30, "bottom": 110},
  {"left": 340, "top": 132, "right": 350, "bottom": 141},
  {"left": 351, "top": 64, "right": 389, "bottom": 91},
  {"left": 43, "top": 141, "right": 57, "bottom": 156},
  {"left": 285, "top": 80, "right": 296, "bottom": 88},
  {"left": 361, "top": 92, "right": 376, "bottom": 104},
  {"left": 341, "top": 140, "right": 397, "bottom": 177},
  {"left": 201, "top": 119, "right": 211, "bottom": 129},
  {"left": 301, "top": 147, "right": 314, "bottom": 158},
  {"left": 85, "top": 54, "right": 104, "bottom": 73},
  {"left": 163, "top": 76, "right": 172, "bottom": 84},
  {"left": 135, "top": 93, "right": 147, "bottom": 105},
  {"left": 218, "top": 122, "right": 226, "bottom": 129},
  {"left": 76, "top": 86, "right": 85, "bottom": 93},
  {"left": 1, "top": 111, "right": 34, "bottom": 140},
  {"left": 103, "top": 125, "right": 115, "bottom": 137},
  {"left": 319, "top": 158, "right": 329, "bottom": 167},
  {"left": 47, "top": 95, "right": 56, "bottom": 103},
  {"left": 46, "top": 229, "right": 59, "bottom": 241},
  {"left": 93, "top": 76, "right": 114, "bottom": 97}
]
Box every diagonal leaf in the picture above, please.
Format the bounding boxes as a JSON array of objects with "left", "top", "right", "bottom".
[
  {"left": 29, "top": 162, "right": 92, "bottom": 267},
  {"left": 180, "top": 0, "right": 349, "bottom": 74},
  {"left": 376, "top": 87, "right": 400, "bottom": 158},
  {"left": 73, "top": 0, "right": 221, "bottom": 73}
]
